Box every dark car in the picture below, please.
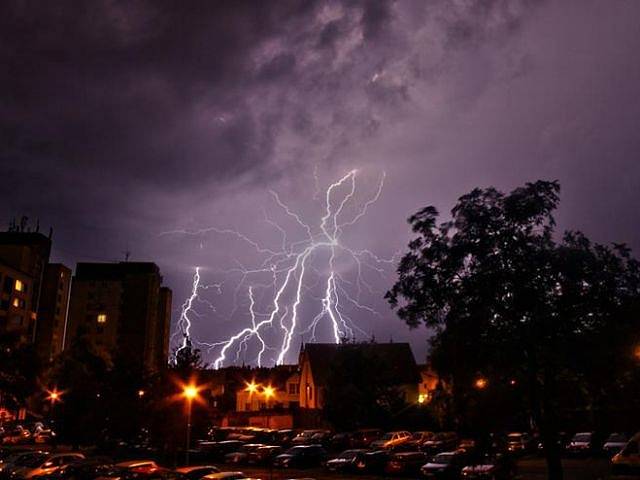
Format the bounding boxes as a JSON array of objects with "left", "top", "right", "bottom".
[
  {"left": 210, "top": 441, "right": 246, "bottom": 461},
  {"left": 385, "top": 451, "right": 429, "bottom": 476},
  {"left": 274, "top": 430, "right": 296, "bottom": 448},
  {"left": 350, "top": 429, "right": 383, "bottom": 448},
  {"left": 422, "top": 433, "right": 459, "bottom": 455},
  {"left": 602, "top": 433, "right": 628, "bottom": 458},
  {"left": 224, "top": 444, "right": 264, "bottom": 465},
  {"left": 328, "top": 433, "right": 352, "bottom": 451},
  {"left": 352, "top": 450, "right": 389, "bottom": 474},
  {"left": 404, "top": 432, "right": 435, "bottom": 451},
  {"left": 461, "top": 454, "right": 516, "bottom": 479},
  {"left": 272, "top": 445, "right": 327, "bottom": 469},
  {"left": 246, "top": 446, "right": 282, "bottom": 465},
  {"left": 174, "top": 466, "right": 220, "bottom": 480},
  {"left": 566, "top": 432, "right": 599, "bottom": 456},
  {"left": 324, "top": 449, "right": 367, "bottom": 473},
  {"left": 420, "top": 451, "right": 467, "bottom": 479},
  {"left": 37, "top": 458, "right": 115, "bottom": 480},
  {"left": 506, "top": 433, "right": 535, "bottom": 455}
]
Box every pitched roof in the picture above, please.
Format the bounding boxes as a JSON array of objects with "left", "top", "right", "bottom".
[{"left": 302, "top": 342, "right": 421, "bottom": 386}]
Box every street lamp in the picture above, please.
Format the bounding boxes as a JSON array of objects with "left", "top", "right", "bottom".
[
  {"left": 474, "top": 377, "right": 488, "bottom": 390},
  {"left": 182, "top": 383, "right": 200, "bottom": 466},
  {"left": 263, "top": 385, "right": 275, "bottom": 428}
]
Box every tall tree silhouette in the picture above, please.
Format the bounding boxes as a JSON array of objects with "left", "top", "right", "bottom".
[{"left": 387, "top": 181, "right": 640, "bottom": 480}]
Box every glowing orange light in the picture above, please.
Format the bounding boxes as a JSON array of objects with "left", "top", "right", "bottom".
[
  {"left": 263, "top": 385, "right": 275, "bottom": 399},
  {"left": 474, "top": 377, "right": 488, "bottom": 390},
  {"left": 634, "top": 345, "right": 640, "bottom": 360},
  {"left": 46, "top": 388, "right": 63, "bottom": 404},
  {"left": 138, "top": 389, "right": 145, "bottom": 397},
  {"left": 183, "top": 384, "right": 198, "bottom": 400},
  {"left": 245, "top": 381, "right": 259, "bottom": 394}
]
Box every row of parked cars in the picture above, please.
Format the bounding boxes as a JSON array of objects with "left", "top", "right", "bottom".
[
  {"left": 0, "top": 424, "right": 56, "bottom": 446},
  {"left": 0, "top": 445, "right": 515, "bottom": 480}
]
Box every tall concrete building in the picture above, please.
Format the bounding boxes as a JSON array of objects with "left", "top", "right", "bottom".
[
  {"left": 34, "top": 264, "right": 72, "bottom": 361},
  {"left": 0, "top": 232, "right": 52, "bottom": 342},
  {"left": 65, "top": 262, "right": 172, "bottom": 371}
]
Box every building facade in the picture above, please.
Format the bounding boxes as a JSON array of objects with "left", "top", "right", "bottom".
[
  {"left": 0, "top": 232, "right": 52, "bottom": 342},
  {"left": 34, "top": 264, "right": 72, "bottom": 361},
  {"left": 65, "top": 262, "right": 172, "bottom": 371}
]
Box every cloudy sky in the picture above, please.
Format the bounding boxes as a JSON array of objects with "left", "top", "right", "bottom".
[{"left": 2, "top": 0, "right": 640, "bottom": 365}]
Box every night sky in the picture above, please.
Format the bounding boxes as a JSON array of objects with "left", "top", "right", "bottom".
[{"left": 2, "top": 1, "right": 640, "bottom": 365}]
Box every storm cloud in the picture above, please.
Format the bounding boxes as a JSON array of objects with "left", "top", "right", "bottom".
[{"left": 2, "top": 0, "right": 640, "bottom": 363}]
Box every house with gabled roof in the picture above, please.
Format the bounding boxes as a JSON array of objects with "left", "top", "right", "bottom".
[{"left": 298, "top": 342, "right": 423, "bottom": 409}]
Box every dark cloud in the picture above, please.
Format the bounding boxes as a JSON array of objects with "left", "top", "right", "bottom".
[{"left": 1, "top": 0, "right": 639, "bottom": 364}]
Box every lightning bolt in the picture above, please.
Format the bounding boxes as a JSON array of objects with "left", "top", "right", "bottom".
[{"left": 166, "top": 169, "right": 392, "bottom": 367}]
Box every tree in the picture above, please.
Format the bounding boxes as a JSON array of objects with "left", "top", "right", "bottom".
[
  {"left": 387, "top": 181, "right": 640, "bottom": 480},
  {"left": 323, "top": 341, "right": 413, "bottom": 431},
  {"left": 0, "top": 332, "right": 41, "bottom": 412},
  {"left": 46, "top": 335, "right": 109, "bottom": 446}
]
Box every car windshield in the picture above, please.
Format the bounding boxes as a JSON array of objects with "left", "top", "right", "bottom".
[
  {"left": 607, "top": 434, "right": 627, "bottom": 443},
  {"left": 380, "top": 433, "right": 394, "bottom": 440},
  {"left": 432, "top": 453, "right": 455, "bottom": 465},
  {"left": 507, "top": 434, "right": 522, "bottom": 440},
  {"left": 573, "top": 434, "right": 592, "bottom": 442},
  {"left": 16, "top": 453, "right": 47, "bottom": 467}
]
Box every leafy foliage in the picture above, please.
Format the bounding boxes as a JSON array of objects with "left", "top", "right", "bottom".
[{"left": 387, "top": 181, "right": 640, "bottom": 480}]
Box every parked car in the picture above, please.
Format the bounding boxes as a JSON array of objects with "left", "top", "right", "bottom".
[
  {"left": 611, "top": 432, "right": 640, "bottom": 475},
  {"left": 566, "top": 432, "right": 599, "bottom": 456},
  {"left": 1, "top": 427, "right": 31, "bottom": 445},
  {"left": 384, "top": 451, "right": 428, "bottom": 476},
  {"left": 37, "top": 457, "right": 115, "bottom": 480},
  {"left": 352, "top": 450, "right": 389, "bottom": 474},
  {"left": 602, "top": 433, "right": 628, "bottom": 457},
  {"left": 324, "top": 449, "right": 367, "bottom": 473},
  {"left": 174, "top": 466, "right": 220, "bottom": 480},
  {"left": 272, "top": 445, "right": 327, "bottom": 469},
  {"left": 420, "top": 451, "right": 467, "bottom": 479},
  {"left": 405, "top": 432, "right": 435, "bottom": 450},
  {"left": 224, "top": 445, "right": 264, "bottom": 465},
  {"left": 506, "top": 433, "right": 534, "bottom": 454},
  {"left": 246, "top": 446, "right": 282, "bottom": 465},
  {"left": 350, "top": 429, "right": 382, "bottom": 448},
  {"left": 422, "top": 433, "right": 459, "bottom": 455},
  {"left": 457, "top": 439, "right": 477, "bottom": 454},
  {"left": 202, "top": 473, "right": 250, "bottom": 480},
  {"left": 274, "top": 430, "right": 296, "bottom": 448},
  {"left": 210, "top": 441, "right": 246, "bottom": 461},
  {"left": 327, "top": 432, "right": 352, "bottom": 451},
  {"left": 1, "top": 452, "right": 48, "bottom": 478},
  {"left": 291, "top": 431, "right": 328, "bottom": 446},
  {"left": 33, "top": 430, "right": 56, "bottom": 445},
  {"left": 461, "top": 453, "right": 516, "bottom": 479},
  {"left": 370, "top": 431, "right": 412, "bottom": 450},
  {"left": 8, "top": 452, "right": 85, "bottom": 479}
]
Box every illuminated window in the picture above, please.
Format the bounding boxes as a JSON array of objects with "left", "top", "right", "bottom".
[
  {"left": 12, "top": 298, "right": 20, "bottom": 308},
  {"left": 97, "top": 313, "right": 107, "bottom": 324},
  {"left": 14, "top": 279, "right": 24, "bottom": 292}
]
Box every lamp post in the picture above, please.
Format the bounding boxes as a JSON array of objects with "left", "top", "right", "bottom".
[
  {"left": 182, "top": 384, "right": 198, "bottom": 466},
  {"left": 45, "top": 388, "right": 62, "bottom": 448},
  {"left": 263, "top": 385, "right": 275, "bottom": 428}
]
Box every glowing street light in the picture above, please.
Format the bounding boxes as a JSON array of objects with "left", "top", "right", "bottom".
[
  {"left": 137, "top": 389, "right": 146, "bottom": 398},
  {"left": 245, "top": 381, "right": 259, "bottom": 394},
  {"left": 263, "top": 385, "right": 275, "bottom": 400},
  {"left": 46, "top": 388, "right": 63, "bottom": 406},
  {"left": 182, "top": 382, "right": 201, "bottom": 466},
  {"left": 474, "top": 377, "right": 488, "bottom": 390}
]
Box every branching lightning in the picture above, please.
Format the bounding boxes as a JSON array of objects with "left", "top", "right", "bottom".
[{"left": 165, "top": 169, "right": 396, "bottom": 367}]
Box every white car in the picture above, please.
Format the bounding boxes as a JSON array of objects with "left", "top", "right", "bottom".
[
  {"left": 10, "top": 452, "right": 84, "bottom": 479},
  {"left": 370, "top": 431, "right": 412, "bottom": 449}
]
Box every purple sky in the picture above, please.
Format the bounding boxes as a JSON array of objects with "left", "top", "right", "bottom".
[{"left": 2, "top": 1, "right": 640, "bottom": 365}]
